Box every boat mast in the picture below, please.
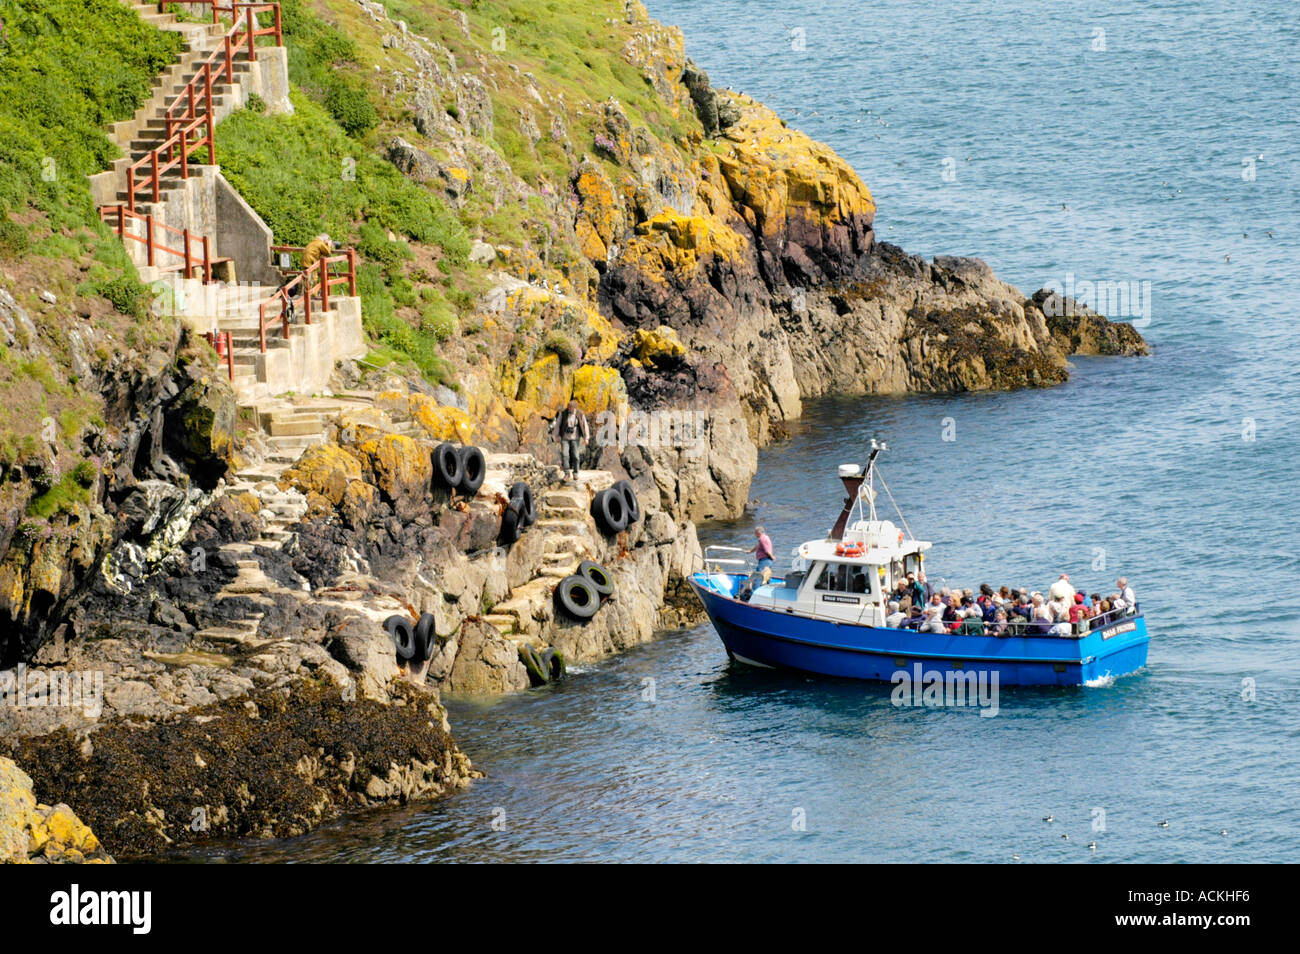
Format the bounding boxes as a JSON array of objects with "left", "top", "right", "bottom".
[{"left": 863, "top": 439, "right": 885, "bottom": 522}]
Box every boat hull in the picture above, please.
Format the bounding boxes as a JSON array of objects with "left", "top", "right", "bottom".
[{"left": 690, "top": 574, "right": 1149, "bottom": 687}]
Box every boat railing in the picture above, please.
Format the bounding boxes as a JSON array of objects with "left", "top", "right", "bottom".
[
  {"left": 908, "top": 601, "right": 1142, "bottom": 638},
  {"left": 702, "top": 545, "right": 751, "bottom": 573}
]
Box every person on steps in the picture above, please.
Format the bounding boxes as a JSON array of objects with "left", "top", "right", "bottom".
[{"left": 552, "top": 400, "right": 589, "bottom": 481}]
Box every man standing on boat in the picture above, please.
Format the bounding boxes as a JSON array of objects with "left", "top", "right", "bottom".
[
  {"left": 749, "top": 526, "right": 775, "bottom": 585},
  {"left": 1116, "top": 577, "right": 1137, "bottom": 612}
]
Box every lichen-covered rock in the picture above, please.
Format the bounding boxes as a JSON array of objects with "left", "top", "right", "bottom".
[
  {"left": 631, "top": 325, "right": 687, "bottom": 369},
  {"left": 0, "top": 757, "right": 112, "bottom": 863},
  {"left": 570, "top": 364, "right": 626, "bottom": 416}
]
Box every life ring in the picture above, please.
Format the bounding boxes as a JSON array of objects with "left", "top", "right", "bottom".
[
  {"left": 578, "top": 559, "right": 615, "bottom": 598},
  {"left": 898, "top": 530, "right": 904, "bottom": 544},
  {"left": 835, "top": 541, "right": 865, "bottom": 557},
  {"left": 556, "top": 574, "right": 600, "bottom": 619}
]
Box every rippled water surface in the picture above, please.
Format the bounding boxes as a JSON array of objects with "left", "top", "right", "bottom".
[{"left": 220, "top": 0, "right": 1299, "bottom": 862}]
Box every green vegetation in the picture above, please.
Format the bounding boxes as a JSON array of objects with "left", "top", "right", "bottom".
[
  {"left": 0, "top": 0, "right": 182, "bottom": 481},
  {"left": 0, "top": 0, "right": 182, "bottom": 230},
  {"left": 26, "top": 460, "right": 97, "bottom": 518}
]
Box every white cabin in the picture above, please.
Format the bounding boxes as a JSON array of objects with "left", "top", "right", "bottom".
[{"left": 746, "top": 519, "right": 932, "bottom": 626}]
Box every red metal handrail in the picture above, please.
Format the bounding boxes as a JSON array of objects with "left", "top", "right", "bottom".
[
  {"left": 99, "top": 204, "right": 213, "bottom": 281},
  {"left": 124, "top": 3, "right": 282, "bottom": 212},
  {"left": 202, "top": 330, "right": 236, "bottom": 381},
  {"left": 257, "top": 248, "right": 357, "bottom": 352}
]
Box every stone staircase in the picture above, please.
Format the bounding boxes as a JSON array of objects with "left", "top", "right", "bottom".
[{"left": 480, "top": 472, "right": 614, "bottom": 642}]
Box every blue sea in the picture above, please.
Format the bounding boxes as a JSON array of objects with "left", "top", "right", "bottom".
[{"left": 227, "top": 0, "right": 1300, "bottom": 862}]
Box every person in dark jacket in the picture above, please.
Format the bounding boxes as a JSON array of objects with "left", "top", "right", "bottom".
[{"left": 552, "top": 400, "right": 589, "bottom": 481}]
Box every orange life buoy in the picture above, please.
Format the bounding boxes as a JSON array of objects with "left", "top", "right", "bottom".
[{"left": 835, "top": 541, "right": 864, "bottom": 558}]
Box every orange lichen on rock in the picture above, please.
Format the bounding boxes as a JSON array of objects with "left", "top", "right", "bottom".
[
  {"left": 713, "top": 95, "right": 876, "bottom": 236},
  {"left": 620, "top": 210, "right": 746, "bottom": 279}
]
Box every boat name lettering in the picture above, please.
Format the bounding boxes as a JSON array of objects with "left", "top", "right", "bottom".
[
  {"left": 1101, "top": 620, "right": 1137, "bottom": 640},
  {"left": 821, "top": 594, "right": 860, "bottom": 604}
]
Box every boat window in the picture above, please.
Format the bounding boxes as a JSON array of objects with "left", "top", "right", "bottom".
[{"left": 815, "top": 563, "right": 849, "bottom": 591}]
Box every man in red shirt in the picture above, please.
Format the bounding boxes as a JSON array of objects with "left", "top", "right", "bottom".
[{"left": 748, "top": 526, "right": 774, "bottom": 584}]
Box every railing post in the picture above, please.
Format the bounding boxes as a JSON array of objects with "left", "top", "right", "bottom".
[
  {"left": 145, "top": 214, "right": 155, "bottom": 267},
  {"left": 246, "top": 7, "right": 257, "bottom": 62},
  {"left": 180, "top": 130, "right": 189, "bottom": 180},
  {"left": 318, "top": 258, "right": 329, "bottom": 315},
  {"left": 224, "top": 35, "right": 233, "bottom": 78},
  {"left": 225, "top": 332, "right": 234, "bottom": 381},
  {"left": 203, "top": 234, "right": 212, "bottom": 284},
  {"left": 182, "top": 227, "right": 192, "bottom": 278},
  {"left": 302, "top": 274, "right": 311, "bottom": 324},
  {"left": 274, "top": 3, "right": 282, "bottom": 45},
  {"left": 150, "top": 151, "right": 160, "bottom": 202},
  {"left": 204, "top": 65, "right": 215, "bottom": 164},
  {"left": 347, "top": 248, "right": 356, "bottom": 295},
  {"left": 116, "top": 204, "right": 125, "bottom": 238},
  {"left": 258, "top": 302, "right": 267, "bottom": 352},
  {"left": 127, "top": 169, "right": 136, "bottom": 213}
]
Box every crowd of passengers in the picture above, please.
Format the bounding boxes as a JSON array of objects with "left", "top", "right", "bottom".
[{"left": 883, "top": 572, "right": 1138, "bottom": 636}]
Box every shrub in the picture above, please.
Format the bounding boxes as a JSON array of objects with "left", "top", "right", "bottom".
[
  {"left": 0, "top": 217, "right": 29, "bottom": 257},
  {"left": 543, "top": 329, "right": 579, "bottom": 364},
  {"left": 422, "top": 301, "right": 457, "bottom": 342},
  {"left": 95, "top": 274, "right": 150, "bottom": 318},
  {"left": 324, "top": 82, "right": 377, "bottom": 137}
]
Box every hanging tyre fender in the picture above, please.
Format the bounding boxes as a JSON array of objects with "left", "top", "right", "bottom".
[
  {"left": 432, "top": 443, "right": 464, "bottom": 490},
  {"left": 413, "top": 612, "right": 438, "bottom": 662},
  {"left": 518, "top": 644, "right": 549, "bottom": 687},
  {"left": 458, "top": 445, "right": 486, "bottom": 495},
  {"left": 508, "top": 481, "right": 536, "bottom": 526},
  {"left": 540, "top": 647, "right": 566, "bottom": 681},
  {"left": 556, "top": 574, "right": 600, "bottom": 620},
  {"left": 591, "top": 487, "right": 627, "bottom": 535},
  {"left": 578, "top": 559, "right": 615, "bottom": 598},
  {"left": 613, "top": 479, "right": 640, "bottom": 524},
  {"left": 384, "top": 614, "right": 417, "bottom": 661},
  {"left": 499, "top": 500, "right": 523, "bottom": 545}
]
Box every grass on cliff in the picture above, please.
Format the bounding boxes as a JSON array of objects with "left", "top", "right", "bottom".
[
  {"left": 0, "top": 0, "right": 183, "bottom": 473},
  {"left": 216, "top": 92, "right": 469, "bottom": 385}
]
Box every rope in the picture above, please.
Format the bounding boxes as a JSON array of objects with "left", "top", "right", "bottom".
[{"left": 875, "top": 469, "right": 914, "bottom": 542}]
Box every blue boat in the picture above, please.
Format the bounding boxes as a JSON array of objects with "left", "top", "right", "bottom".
[{"left": 690, "top": 442, "right": 1149, "bottom": 688}]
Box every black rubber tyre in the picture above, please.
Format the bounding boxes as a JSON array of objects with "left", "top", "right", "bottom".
[
  {"left": 384, "top": 614, "right": 417, "bottom": 661},
  {"left": 413, "top": 612, "right": 437, "bottom": 662},
  {"left": 499, "top": 500, "right": 522, "bottom": 544},
  {"left": 614, "top": 479, "right": 640, "bottom": 524},
  {"left": 556, "top": 574, "right": 600, "bottom": 619},
  {"left": 458, "top": 445, "right": 486, "bottom": 495},
  {"left": 508, "top": 481, "right": 536, "bottom": 526},
  {"left": 432, "top": 443, "right": 464, "bottom": 490},
  {"left": 591, "top": 487, "right": 627, "bottom": 535},
  {"left": 518, "top": 644, "right": 549, "bottom": 687},
  {"left": 540, "top": 647, "right": 566, "bottom": 681},
  {"left": 578, "top": 559, "right": 615, "bottom": 598}
]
